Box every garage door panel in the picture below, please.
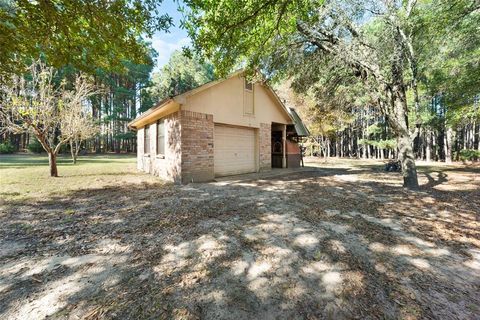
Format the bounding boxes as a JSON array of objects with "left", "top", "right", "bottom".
[{"left": 214, "top": 125, "right": 256, "bottom": 176}]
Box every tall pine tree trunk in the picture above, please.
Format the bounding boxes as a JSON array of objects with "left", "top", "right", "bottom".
[
  {"left": 426, "top": 129, "right": 432, "bottom": 162},
  {"left": 336, "top": 136, "right": 340, "bottom": 158},
  {"left": 444, "top": 126, "right": 453, "bottom": 164}
]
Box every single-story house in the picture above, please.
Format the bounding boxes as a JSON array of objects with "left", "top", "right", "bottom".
[{"left": 128, "top": 71, "right": 309, "bottom": 183}]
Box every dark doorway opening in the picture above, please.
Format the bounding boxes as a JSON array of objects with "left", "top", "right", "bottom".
[{"left": 271, "top": 130, "right": 283, "bottom": 168}]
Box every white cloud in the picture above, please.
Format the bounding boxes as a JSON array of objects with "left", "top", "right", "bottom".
[{"left": 150, "top": 36, "right": 191, "bottom": 70}]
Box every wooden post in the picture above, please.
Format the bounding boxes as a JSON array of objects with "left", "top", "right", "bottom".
[{"left": 282, "top": 125, "right": 287, "bottom": 168}]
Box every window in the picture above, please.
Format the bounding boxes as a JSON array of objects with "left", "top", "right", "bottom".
[
  {"left": 144, "top": 125, "right": 150, "bottom": 154},
  {"left": 156, "top": 119, "right": 165, "bottom": 156}
]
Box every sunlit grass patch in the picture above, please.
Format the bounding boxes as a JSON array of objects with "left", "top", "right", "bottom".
[{"left": 0, "top": 154, "right": 162, "bottom": 201}]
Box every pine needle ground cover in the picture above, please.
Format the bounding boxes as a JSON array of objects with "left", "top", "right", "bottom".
[{"left": 0, "top": 155, "right": 479, "bottom": 319}]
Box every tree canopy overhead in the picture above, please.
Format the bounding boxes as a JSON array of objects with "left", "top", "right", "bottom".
[
  {"left": 150, "top": 50, "right": 215, "bottom": 100},
  {"left": 182, "top": 0, "right": 480, "bottom": 189},
  {"left": 0, "top": 0, "right": 172, "bottom": 76},
  {"left": 183, "top": 0, "right": 315, "bottom": 77}
]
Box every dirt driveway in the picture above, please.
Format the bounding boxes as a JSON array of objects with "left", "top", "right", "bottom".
[{"left": 1, "top": 160, "right": 479, "bottom": 319}]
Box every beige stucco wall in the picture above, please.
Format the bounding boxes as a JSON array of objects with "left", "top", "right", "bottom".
[
  {"left": 135, "top": 74, "right": 295, "bottom": 182},
  {"left": 182, "top": 75, "right": 292, "bottom": 128}
]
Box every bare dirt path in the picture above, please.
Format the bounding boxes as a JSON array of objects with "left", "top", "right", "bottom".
[{"left": 1, "top": 159, "right": 479, "bottom": 319}]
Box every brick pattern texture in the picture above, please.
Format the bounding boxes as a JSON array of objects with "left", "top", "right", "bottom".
[
  {"left": 137, "top": 112, "right": 182, "bottom": 182},
  {"left": 180, "top": 110, "right": 214, "bottom": 183},
  {"left": 137, "top": 111, "right": 272, "bottom": 182},
  {"left": 259, "top": 123, "right": 272, "bottom": 170}
]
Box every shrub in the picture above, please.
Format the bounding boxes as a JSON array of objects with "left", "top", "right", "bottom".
[
  {"left": 27, "top": 139, "right": 45, "bottom": 153},
  {"left": 27, "top": 138, "right": 71, "bottom": 154},
  {"left": 0, "top": 142, "right": 15, "bottom": 154},
  {"left": 458, "top": 149, "right": 480, "bottom": 161}
]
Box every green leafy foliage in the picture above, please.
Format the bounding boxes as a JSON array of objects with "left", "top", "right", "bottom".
[
  {"left": 457, "top": 149, "right": 480, "bottom": 161},
  {"left": 0, "top": 0, "right": 172, "bottom": 76},
  {"left": 184, "top": 0, "right": 479, "bottom": 166},
  {"left": 367, "top": 124, "right": 383, "bottom": 136},
  {"left": 27, "top": 138, "right": 44, "bottom": 154},
  {"left": 0, "top": 141, "right": 15, "bottom": 154},
  {"left": 150, "top": 50, "right": 216, "bottom": 100},
  {"left": 183, "top": 0, "right": 317, "bottom": 77}
]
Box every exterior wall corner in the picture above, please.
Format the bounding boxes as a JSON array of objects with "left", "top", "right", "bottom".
[
  {"left": 180, "top": 110, "right": 214, "bottom": 183},
  {"left": 259, "top": 123, "right": 272, "bottom": 170}
]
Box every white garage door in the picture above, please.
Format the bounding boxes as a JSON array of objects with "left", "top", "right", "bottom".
[{"left": 214, "top": 125, "right": 256, "bottom": 177}]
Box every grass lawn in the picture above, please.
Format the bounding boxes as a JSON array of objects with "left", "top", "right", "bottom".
[
  {"left": 0, "top": 153, "right": 161, "bottom": 201},
  {"left": 0, "top": 154, "right": 479, "bottom": 319}
]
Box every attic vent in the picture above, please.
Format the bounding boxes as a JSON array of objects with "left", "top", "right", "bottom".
[
  {"left": 244, "top": 78, "right": 253, "bottom": 91},
  {"left": 244, "top": 78, "right": 254, "bottom": 115}
]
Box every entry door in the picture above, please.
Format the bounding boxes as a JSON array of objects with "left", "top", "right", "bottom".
[{"left": 214, "top": 124, "right": 256, "bottom": 176}]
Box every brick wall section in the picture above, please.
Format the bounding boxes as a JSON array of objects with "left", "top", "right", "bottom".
[
  {"left": 164, "top": 113, "right": 182, "bottom": 182},
  {"left": 180, "top": 110, "right": 214, "bottom": 183},
  {"left": 259, "top": 123, "right": 271, "bottom": 170},
  {"left": 150, "top": 112, "right": 182, "bottom": 182},
  {"left": 136, "top": 112, "right": 182, "bottom": 183}
]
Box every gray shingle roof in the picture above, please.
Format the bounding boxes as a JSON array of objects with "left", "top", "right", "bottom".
[{"left": 287, "top": 108, "right": 310, "bottom": 137}]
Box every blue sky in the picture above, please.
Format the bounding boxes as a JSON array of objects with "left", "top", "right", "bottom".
[{"left": 149, "top": 0, "right": 190, "bottom": 71}]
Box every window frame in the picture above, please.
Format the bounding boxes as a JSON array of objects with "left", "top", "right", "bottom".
[
  {"left": 156, "top": 119, "right": 166, "bottom": 158},
  {"left": 144, "top": 125, "right": 150, "bottom": 155}
]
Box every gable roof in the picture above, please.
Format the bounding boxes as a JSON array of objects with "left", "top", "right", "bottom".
[
  {"left": 128, "top": 70, "right": 309, "bottom": 137},
  {"left": 172, "top": 69, "right": 244, "bottom": 102}
]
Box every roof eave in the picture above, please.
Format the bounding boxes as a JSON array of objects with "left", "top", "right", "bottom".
[{"left": 128, "top": 98, "right": 175, "bottom": 130}]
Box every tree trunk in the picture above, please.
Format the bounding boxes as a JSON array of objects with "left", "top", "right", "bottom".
[
  {"left": 48, "top": 152, "right": 58, "bottom": 177},
  {"left": 340, "top": 133, "right": 344, "bottom": 157},
  {"left": 386, "top": 84, "right": 419, "bottom": 188},
  {"left": 444, "top": 126, "right": 453, "bottom": 164},
  {"left": 71, "top": 148, "right": 76, "bottom": 164},
  {"left": 470, "top": 121, "right": 475, "bottom": 149},
  {"left": 397, "top": 133, "right": 419, "bottom": 189},
  {"left": 478, "top": 123, "right": 480, "bottom": 151},
  {"left": 425, "top": 129, "right": 432, "bottom": 162},
  {"left": 388, "top": 32, "right": 419, "bottom": 190},
  {"left": 70, "top": 139, "right": 77, "bottom": 164},
  {"left": 336, "top": 138, "right": 340, "bottom": 158}
]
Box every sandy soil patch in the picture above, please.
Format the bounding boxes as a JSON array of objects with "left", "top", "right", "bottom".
[{"left": 1, "top": 159, "right": 479, "bottom": 319}]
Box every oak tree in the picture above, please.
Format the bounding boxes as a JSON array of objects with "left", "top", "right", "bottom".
[{"left": 183, "top": 0, "right": 423, "bottom": 189}]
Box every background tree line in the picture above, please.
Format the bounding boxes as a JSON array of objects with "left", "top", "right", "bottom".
[
  {"left": 0, "top": 0, "right": 215, "bottom": 159},
  {"left": 1, "top": 0, "right": 478, "bottom": 185},
  {"left": 182, "top": 0, "right": 479, "bottom": 189},
  {"left": 282, "top": 0, "right": 480, "bottom": 164},
  {"left": 0, "top": 49, "right": 215, "bottom": 154}
]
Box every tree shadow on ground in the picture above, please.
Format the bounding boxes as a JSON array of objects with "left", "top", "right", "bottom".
[
  {"left": 0, "top": 154, "right": 135, "bottom": 168},
  {"left": 0, "top": 166, "right": 479, "bottom": 319}
]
